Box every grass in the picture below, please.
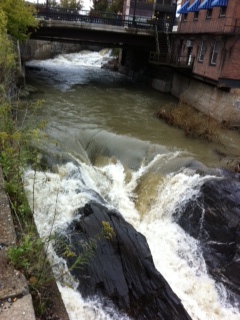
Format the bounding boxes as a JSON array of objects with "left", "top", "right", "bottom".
[
  {"left": 155, "top": 101, "right": 240, "bottom": 172},
  {"left": 155, "top": 101, "right": 222, "bottom": 142}
]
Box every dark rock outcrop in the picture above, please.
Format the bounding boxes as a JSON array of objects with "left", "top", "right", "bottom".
[
  {"left": 61, "top": 202, "right": 192, "bottom": 320},
  {"left": 176, "top": 173, "right": 240, "bottom": 303}
]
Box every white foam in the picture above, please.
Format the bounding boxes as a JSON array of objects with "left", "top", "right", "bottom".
[
  {"left": 27, "top": 50, "right": 113, "bottom": 69},
  {"left": 58, "top": 285, "right": 130, "bottom": 320},
  {"left": 137, "top": 169, "right": 240, "bottom": 320},
  {"left": 23, "top": 159, "right": 240, "bottom": 320}
]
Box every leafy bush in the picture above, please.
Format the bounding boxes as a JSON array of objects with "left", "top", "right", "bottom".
[{"left": 0, "top": 0, "right": 38, "bottom": 41}]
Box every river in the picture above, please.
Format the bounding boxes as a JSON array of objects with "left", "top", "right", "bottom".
[{"left": 23, "top": 50, "right": 240, "bottom": 320}]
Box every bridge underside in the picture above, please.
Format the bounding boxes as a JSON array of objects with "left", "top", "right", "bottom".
[{"left": 30, "top": 20, "right": 156, "bottom": 50}]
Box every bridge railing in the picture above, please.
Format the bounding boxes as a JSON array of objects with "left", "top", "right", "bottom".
[
  {"left": 36, "top": 8, "right": 175, "bottom": 31},
  {"left": 37, "top": 11, "right": 151, "bottom": 29},
  {"left": 149, "top": 51, "right": 194, "bottom": 69}
]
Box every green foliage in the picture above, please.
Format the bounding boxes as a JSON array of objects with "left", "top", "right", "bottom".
[
  {"left": 0, "top": 14, "right": 16, "bottom": 94},
  {"left": 57, "top": 221, "right": 115, "bottom": 272},
  {"left": 7, "top": 233, "right": 45, "bottom": 274},
  {"left": 64, "top": 239, "right": 97, "bottom": 271},
  {"left": 111, "top": 47, "right": 120, "bottom": 56},
  {"left": 90, "top": 0, "right": 123, "bottom": 16},
  {"left": 92, "top": 0, "right": 109, "bottom": 12},
  {"left": 48, "top": 0, "right": 58, "bottom": 6},
  {"left": 0, "top": 5, "right": 7, "bottom": 32},
  {"left": 107, "top": 0, "right": 124, "bottom": 14},
  {"left": 0, "top": 0, "right": 38, "bottom": 41},
  {"left": 101, "top": 221, "right": 115, "bottom": 239},
  {"left": 0, "top": 101, "right": 45, "bottom": 226},
  {"left": 7, "top": 231, "right": 56, "bottom": 318},
  {"left": 59, "top": 0, "right": 83, "bottom": 10},
  {"left": 0, "top": 43, "right": 115, "bottom": 315}
]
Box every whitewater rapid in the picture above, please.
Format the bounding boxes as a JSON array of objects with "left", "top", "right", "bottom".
[
  {"left": 24, "top": 157, "right": 239, "bottom": 320},
  {"left": 24, "top": 51, "right": 240, "bottom": 320}
]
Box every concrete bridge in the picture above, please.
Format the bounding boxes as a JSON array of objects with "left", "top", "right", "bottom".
[
  {"left": 30, "top": 18, "right": 157, "bottom": 50},
  {"left": 31, "top": 13, "right": 172, "bottom": 51}
]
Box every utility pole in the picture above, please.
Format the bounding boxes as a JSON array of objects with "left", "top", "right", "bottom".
[
  {"left": 46, "top": 0, "right": 49, "bottom": 16},
  {"left": 133, "top": 0, "right": 137, "bottom": 26},
  {"left": 152, "top": 0, "right": 156, "bottom": 18}
]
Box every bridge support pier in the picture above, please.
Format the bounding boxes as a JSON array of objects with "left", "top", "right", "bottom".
[{"left": 118, "top": 48, "right": 150, "bottom": 81}]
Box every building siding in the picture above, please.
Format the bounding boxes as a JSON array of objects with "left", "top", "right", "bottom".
[{"left": 176, "top": 0, "right": 240, "bottom": 86}]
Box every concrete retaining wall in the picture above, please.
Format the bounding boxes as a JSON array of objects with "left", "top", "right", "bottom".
[
  {"left": 152, "top": 78, "right": 171, "bottom": 93},
  {"left": 171, "top": 73, "right": 240, "bottom": 126}
]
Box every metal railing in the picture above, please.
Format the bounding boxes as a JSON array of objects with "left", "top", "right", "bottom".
[
  {"left": 149, "top": 51, "right": 195, "bottom": 68},
  {"left": 37, "top": 11, "right": 150, "bottom": 29},
  {"left": 36, "top": 7, "right": 176, "bottom": 31}
]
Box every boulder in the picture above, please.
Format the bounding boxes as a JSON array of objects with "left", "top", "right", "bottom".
[
  {"left": 176, "top": 173, "right": 240, "bottom": 301},
  {"left": 60, "top": 202, "right": 192, "bottom": 320}
]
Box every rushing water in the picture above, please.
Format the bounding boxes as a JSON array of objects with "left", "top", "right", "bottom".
[{"left": 23, "top": 50, "right": 240, "bottom": 320}]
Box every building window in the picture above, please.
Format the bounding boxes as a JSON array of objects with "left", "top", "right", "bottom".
[
  {"left": 210, "top": 41, "right": 221, "bottom": 65},
  {"left": 183, "top": 13, "right": 188, "bottom": 21},
  {"left": 220, "top": 6, "right": 227, "bottom": 17},
  {"left": 194, "top": 12, "right": 199, "bottom": 20},
  {"left": 206, "top": 9, "right": 212, "bottom": 19},
  {"left": 198, "top": 41, "right": 207, "bottom": 62}
]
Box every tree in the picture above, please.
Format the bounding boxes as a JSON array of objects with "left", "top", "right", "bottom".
[
  {"left": 107, "top": 0, "right": 124, "bottom": 14},
  {"left": 0, "top": 0, "right": 38, "bottom": 41},
  {"left": 48, "top": 0, "right": 58, "bottom": 6},
  {"left": 0, "top": 8, "right": 16, "bottom": 92},
  {"left": 90, "top": 0, "right": 123, "bottom": 14},
  {"left": 59, "top": 0, "right": 83, "bottom": 10},
  {"left": 92, "top": 0, "right": 108, "bottom": 12}
]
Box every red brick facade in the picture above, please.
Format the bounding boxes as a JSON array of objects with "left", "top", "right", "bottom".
[{"left": 175, "top": 0, "right": 240, "bottom": 87}]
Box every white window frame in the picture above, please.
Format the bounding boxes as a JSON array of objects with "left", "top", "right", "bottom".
[
  {"left": 198, "top": 40, "right": 207, "bottom": 62},
  {"left": 210, "top": 41, "right": 221, "bottom": 65}
]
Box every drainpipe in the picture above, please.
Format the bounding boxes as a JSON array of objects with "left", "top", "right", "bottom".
[{"left": 46, "top": 0, "right": 49, "bottom": 17}]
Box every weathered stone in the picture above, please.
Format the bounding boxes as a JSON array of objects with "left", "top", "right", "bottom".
[
  {"left": 171, "top": 73, "right": 240, "bottom": 126},
  {"left": 176, "top": 172, "right": 240, "bottom": 302},
  {"left": 0, "top": 168, "right": 36, "bottom": 320},
  {"left": 0, "top": 168, "right": 16, "bottom": 246},
  {"left": 61, "top": 202, "right": 192, "bottom": 320}
]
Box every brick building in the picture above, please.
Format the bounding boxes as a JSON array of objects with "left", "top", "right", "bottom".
[
  {"left": 123, "top": 0, "right": 177, "bottom": 26},
  {"left": 175, "top": 0, "right": 240, "bottom": 88}
]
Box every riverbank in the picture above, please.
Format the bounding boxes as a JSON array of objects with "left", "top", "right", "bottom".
[
  {"left": 0, "top": 165, "right": 70, "bottom": 320},
  {"left": 0, "top": 167, "right": 35, "bottom": 320}
]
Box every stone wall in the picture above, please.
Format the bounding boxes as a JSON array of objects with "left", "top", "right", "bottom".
[{"left": 21, "top": 40, "right": 101, "bottom": 61}]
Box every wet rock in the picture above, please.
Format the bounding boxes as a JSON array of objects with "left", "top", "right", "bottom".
[
  {"left": 101, "top": 60, "right": 119, "bottom": 71},
  {"left": 61, "top": 202, "right": 192, "bottom": 320},
  {"left": 176, "top": 173, "right": 240, "bottom": 301}
]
